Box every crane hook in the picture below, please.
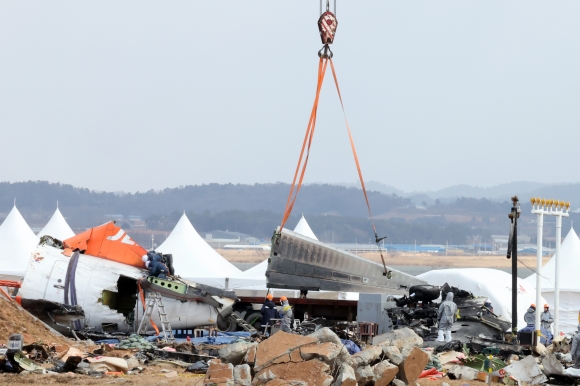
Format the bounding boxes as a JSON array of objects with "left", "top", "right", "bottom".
[{"left": 318, "top": 45, "right": 333, "bottom": 59}]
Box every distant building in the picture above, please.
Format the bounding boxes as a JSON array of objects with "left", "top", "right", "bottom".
[
  {"left": 205, "top": 230, "right": 260, "bottom": 248},
  {"left": 104, "top": 214, "right": 124, "bottom": 221}
]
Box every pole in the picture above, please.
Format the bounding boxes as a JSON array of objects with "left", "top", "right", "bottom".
[
  {"left": 511, "top": 201, "right": 518, "bottom": 337},
  {"left": 535, "top": 208, "right": 543, "bottom": 343},
  {"left": 554, "top": 213, "right": 562, "bottom": 335}
]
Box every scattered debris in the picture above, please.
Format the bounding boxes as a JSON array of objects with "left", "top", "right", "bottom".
[{"left": 3, "top": 280, "right": 580, "bottom": 386}]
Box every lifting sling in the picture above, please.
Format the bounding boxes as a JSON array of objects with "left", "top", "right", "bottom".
[{"left": 279, "top": 2, "right": 390, "bottom": 277}]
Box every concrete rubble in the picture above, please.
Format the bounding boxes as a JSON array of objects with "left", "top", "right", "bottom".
[{"left": 4, "top": 289, "right": 580, "bottom": 386}]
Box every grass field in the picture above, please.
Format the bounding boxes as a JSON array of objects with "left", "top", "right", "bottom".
[{"left": 217, "top": 249, "right": 549, "bottom": 269}]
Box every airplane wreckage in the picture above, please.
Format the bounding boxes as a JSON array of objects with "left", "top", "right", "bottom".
[
  {"left": 15, "top": 222, "right": 237, "bottom": 339},
  {"left": 11, "top": 224, "right": 517, "bottom": 351},
  {"left": 266, "top": 228, "right": 520, "bottom": 351}
]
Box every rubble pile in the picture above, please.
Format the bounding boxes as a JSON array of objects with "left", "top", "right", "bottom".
[
  {"left": 0, "top": 294, "right": 70, "bottom": 348},
  {"left": 3, "top": 290, "right": 580, "bottom": 386}
]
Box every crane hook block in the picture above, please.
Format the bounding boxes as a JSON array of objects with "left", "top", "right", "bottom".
[{"left": 318, "top": 11, "right": 338, "bottom": 45}]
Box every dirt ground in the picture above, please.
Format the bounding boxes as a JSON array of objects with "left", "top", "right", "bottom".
[
  {"left": 218, "top": 249, "right": 550, "bottom": 268},
  {"left": 417, "top": 380, "right": 502, "bottom": 386},
  {"left": 0, "top": 365, "right": 206, "bottom": 385},
  {"left": 0, "top": 371, "right": 502, "bottom": 386},
  {"left": 0, "top": 294, "right": 70, "bottom": 349}
]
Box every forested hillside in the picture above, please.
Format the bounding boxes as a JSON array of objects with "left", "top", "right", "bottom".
[{"left": 1, "top": 181, "right": 577, "bottom": 244}]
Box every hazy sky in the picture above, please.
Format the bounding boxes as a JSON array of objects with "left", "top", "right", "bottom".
[{"left": 1, "top": 1, "right": 579, "bottom": 193}]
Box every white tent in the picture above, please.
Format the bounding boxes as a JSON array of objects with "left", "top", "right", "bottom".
[
  {"left": 526, "top": 228, "right": 580, "bottom": 334},
  {"left": 417, "top": 268, "right": 545, "bottom": 330},
  {"left": 156, "top": 213, "right": 241, "bottom": 289},
  {"left": 294, "top": 215, "right": 318, "bottom": 240},
  {"left": 228, "top": 215, "right": 319, "bottom": 290},
  {"left": 0, "top": 206, "right": 39, "bottom": 279},
  {"left": 37, "top": 206, "right": 75, "bottom": 240}
]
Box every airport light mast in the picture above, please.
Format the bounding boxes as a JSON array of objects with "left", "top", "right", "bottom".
[{"left": 530, "top": 197, "right": 570, "bottom": 338}]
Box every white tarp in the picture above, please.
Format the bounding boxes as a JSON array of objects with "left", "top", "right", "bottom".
[
  {"left": 526, "top": 228, "right": 580, "bottom": 334},
  {"left": 0, "top": 206, "right": 39, "bottom": 279},
  {"left": 37, "top": 206, "right": 75, "bottom": 240},
  {"left": 417, "top": 268, "right": 545, "bottom": 330},
  {"left": 156, "top": 213, "right": 241, "bottom": 289}
]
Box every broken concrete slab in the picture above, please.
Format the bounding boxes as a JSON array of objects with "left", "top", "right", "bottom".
[
  {"left": 271, "top": 354, "right": 291, "bottom": 365},
  {"left": 542, "top": 353, "right": 565, "bottom": 376},
  {"left": 245, "top": 344, "right": 257, "bottom": 365},
  {"left": 382, "top": 345, "right": 403, "bottom": 365},
  {"left": 220, "top": 342, "right": 257, "bottom": 364},
  {"left": 254, "top": 369, "right": 276, "bottom": 385},
  {"left": 391, "top": 380, "right": 406, "bottom": 386},
  {"left": 502, "top": 355, "right": 547, "bottom": 384},
  {"left": 373, "top": 327, "right": 423, "bottom": 351},
  {"left": 354, "top": 364, "right": 374, "bottom": 386},
  {"left": 447, "top": 364, "right": 479, "bottom": 381},
  {"left": 204, "top": 378, "right": 235, "bottom": 386},
  {"left": 206, "top": 359, "right": 234, "bottom": 384},
  {"left": 373, "top": 360, "right": 399, "bottom": 386},
  {"left": 300, "top": 342, "right": 342, "bottom": 362},
  {"left": 397, "top": 347, "right": 429, "bottom": 384},
  {"left": 330, "top": 363, "right": 357, "bottom": 386},
  {"left": 289, "top": 349, "right": 303, "bottom": 363},
  {"left": 254, "top": 331, "right": 317, "bottom": 371},
  {"left": 308, "top": 327, "right": 342, "bottom": 346},
  {"left": 307, "top": 327, "right": 350, "bottom": 362},
  {"left": 348, "top": 345, "right": 382, "bottom": 368},
  {"left": 234, "top": 364, "right": 252, "bottom": 386},
  {"left": 253, "top": 360, "right": 333, "bottom": 386},
  {"left": 264, "top": 381, "right": 308, "bottom": 386}
]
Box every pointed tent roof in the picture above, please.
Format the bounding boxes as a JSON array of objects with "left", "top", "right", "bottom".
[
  {"left": 156, "top": 213, "right": 241, "bottom": 286},
  {"left": 526, "top": 228, "right": 580, "bottom": 292},
  {"left": 37, "top": 207, "right": 75, "bottom": 240},
  {"left": 0, "top": 206, "right": 39, "bottom": 277},
  {"left": 293, "top": 215, "right": 318, "bottom": 240}
]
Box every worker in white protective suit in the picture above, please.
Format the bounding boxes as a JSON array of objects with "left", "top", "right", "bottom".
[
  {"left": 571, "top": 324, "right": 580, "bottom": 369},
  {"left": 437, "top": 292, "right": 457, "bottom": 343},
  {"left": 279, "top": 296, "right": 294, "bottom": 333}
]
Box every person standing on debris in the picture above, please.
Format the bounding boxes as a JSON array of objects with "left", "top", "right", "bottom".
[
  {"left": 437, "top": 292, "right": 457, "bottom": 343},
  {"left": 279, "top": 296, "right": 294, "bottom": 333},
  {"left": 524, "top": 304, "right": 536, "bottom": 326},
  {"left": 541, "top": 304, "right": 554, "bottom": 331},
  {"left": 571, "top": 324, "right": 580, "bottom": 368},
  {"left": 260, "top": 294, "right": 279, "bottom": 334}
]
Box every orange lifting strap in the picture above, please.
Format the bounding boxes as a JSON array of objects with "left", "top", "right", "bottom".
[
  {"left": 137, "top": 280, "right": 160, "bottom": 336},
  {"left": 279, "top": 57, "right": 389, "bottom": 275}
]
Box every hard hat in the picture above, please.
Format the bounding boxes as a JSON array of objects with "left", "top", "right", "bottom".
[
  {"left": 544, "top": 304, "right": 549, "bottom": 308},
  {"left": 531, "top": 304, "right": 536, "bottom": 308},
  {"left": 266, "top": 294, "right": 273, "bottom": 300},
  {"left": 280, "top": 296, "right": 287, "bottom": 301}
]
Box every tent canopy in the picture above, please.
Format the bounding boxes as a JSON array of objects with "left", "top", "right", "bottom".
[
  {"left": 417, "top": 268, "right": 545, "bottom": 330},
  {"left": 525, "top": 228, "right": 580, "bottom": 334},
  {"left": 37, "top": 207, "right": 75, "bottom": 240},
  {"left": 156, "top": 213, "right": 241, "bottom": 288},
  {"left": 0, "top": 206, "right": 39, "bottom": 277},
  {"left": 294, "top": 215, "right": 318, "bottom": 240},
  {"left": 526, "top": 228, "right": 580, "bottom": 292}
]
